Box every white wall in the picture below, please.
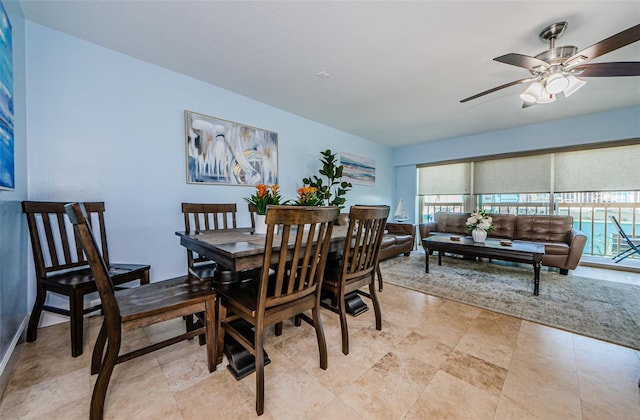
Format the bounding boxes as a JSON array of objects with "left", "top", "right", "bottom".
[{"left": 25, "top": 21, "right": 393, "bottom": 299}]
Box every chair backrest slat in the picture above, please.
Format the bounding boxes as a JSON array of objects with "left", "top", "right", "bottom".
[
  {"left": 22, "top": 201, "right": 111, "bottom": 277},
  {"left": 260, "top": 205, "right": 338, "bottom": 310}
]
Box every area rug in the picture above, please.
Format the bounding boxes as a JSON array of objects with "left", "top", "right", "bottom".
[{"left": 379, "top": 253, "right": 640, "bottom": 350}]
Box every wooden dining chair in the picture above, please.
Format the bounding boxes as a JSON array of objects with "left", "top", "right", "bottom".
[
  {"left": 65, "top": 202, "right": 216, "bottom": 420},
  {"left": 22, "top": 201, "right": 150, "bottom": 357},
  {"left": 214, "top": 205, "right": 339, "bottom": 415},
  {"left": 321, "top": 205, "right": 389, "bottom": 355},
  {"left": 181, "top": 202, "right": 237, "bottom": 279}
]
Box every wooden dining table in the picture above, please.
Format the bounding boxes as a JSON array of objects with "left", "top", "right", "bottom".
[
  {"left": 175, "top": 225, "right": 357, "bottom": 380},
  {"left": 176, "top": 225, "right": 351, "bottom": 273}
]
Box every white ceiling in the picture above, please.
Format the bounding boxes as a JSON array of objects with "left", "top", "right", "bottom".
[{"left": 18, "top": 1, "right": 640, "bottom": 148}]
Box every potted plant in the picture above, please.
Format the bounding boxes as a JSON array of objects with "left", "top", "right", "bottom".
[
  {"left": 302, "top": 149, "right": 352, "bottom": 210},
  {"left": 244, "top": 184, "right": 286, "bottom": 234},
  {"left": 466, "top": 209, "right": 495, "bottom": 242},
  {"left": 294, "top": 186, "right": 324, "bottom": 206}
]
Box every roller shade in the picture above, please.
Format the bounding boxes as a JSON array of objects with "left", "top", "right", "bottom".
[
  {"left": 474, "top": 154, "right": 551, "bottom": 194},
  {"left": 554, "top": 144, "right": 640, "bottom": 192},
  {"left": 418, "top": 163, "right": 471, "bottom": 195}
]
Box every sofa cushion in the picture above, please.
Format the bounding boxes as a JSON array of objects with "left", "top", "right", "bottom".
[
  {"left": 435, "top": 212, "right": 470, "bottom": 235},
  {"left": 516, "top": 216, "right": 573, "bottom": 243},
  {"left": 488, "top": 214, "right": 517, "bottom": 240}
]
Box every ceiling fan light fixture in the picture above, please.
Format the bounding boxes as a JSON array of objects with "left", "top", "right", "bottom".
[
  {"left": 563, "top": 74, "right": 587, "bottom": 97},
  {"left": 545, "top": 71, "right": 569, "bottom": 94}
]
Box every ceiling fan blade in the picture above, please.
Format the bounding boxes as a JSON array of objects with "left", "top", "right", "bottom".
[
  {"left": 460, "top": 77, "right": 536, "bottom": 103},
  {"left": 565, "top": 24, "right": 640, "bottom": 66},
  {"left": 571, "top": 62, "right": 640, "bottom": 77},
  {"left": 494, "top": 53, "right": 549, "bottom": 70}
]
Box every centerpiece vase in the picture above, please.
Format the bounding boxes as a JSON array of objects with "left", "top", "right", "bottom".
[
  {"left": 254, "top": 214, "right": 268, "bottom": 235},
  {"left": 472, "top": 229, "right": 487, "bottom": 242}
]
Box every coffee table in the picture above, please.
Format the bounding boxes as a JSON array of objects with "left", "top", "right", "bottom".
[{"left": 422, "top": 236, "right": 545, "bottom": 295}]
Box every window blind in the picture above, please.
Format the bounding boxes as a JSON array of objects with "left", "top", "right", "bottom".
[
  {"left": 418, "top": 163, "right": 471, "bottom": 195},
  {"left": 474, "top": 154, "right": 551, "bottom": 194},
  {"left": 554, "top": 144, "right": 640, "bottom": 192}
]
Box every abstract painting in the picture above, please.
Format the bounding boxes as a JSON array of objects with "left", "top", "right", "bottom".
[
  {"left": 340, "top": 151, "right": 375, "bottom": 186},
  {"left": 0, "top": 3, "right": 13, "bottom": 190},
  {"left": 185, "top": 111, "right": 278, "bottom": 186}
]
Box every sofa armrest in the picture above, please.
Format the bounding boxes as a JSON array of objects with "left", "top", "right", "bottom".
[
  {"left": 386, "top": 223, "right": 415, "bottom": 238},
  {"left": 418, "top": 222, "right": 437, "bottom": 240},
  {"left": 565, "top": 228, "right": 587, "bottom": 270}
]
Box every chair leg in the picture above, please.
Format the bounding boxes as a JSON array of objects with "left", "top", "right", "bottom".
[
  {"left": 91, "top": 321, "right": 108, "bottom": 375},
  {"left": 255, "top": 328, "right": 265, "bottom": 416},
  {"left": 312, "top": 306, "right": 328, "bottom": 370},
  {"left": 70, "top": 290, "right": 84, "bottom": 357},
  {"left": 274, "top": 321, "right": 283, "bottom": 336},
  {"left": 140, "top": 269, "right": 150, "bottom": 285},
  {"left": 369, "top": 280, "right": 382, "bottom": 331},
  {"left": 90, "top": 328, "right": 121, "bottom": 420},
  {"left": 338, "top": 290, "right": 350, "bottom": 355},
  {"left": 26, "top": 283, "right": 46, "bottom": 342},
  {"left": 376, "top": 264, "right": 384, "bottom": 291}
]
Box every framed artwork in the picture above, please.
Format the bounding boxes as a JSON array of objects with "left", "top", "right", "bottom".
[
  {"left": 0, "top": 3, "right": 13, "bottom": 191},
  {"left": 185, "top": 110, "right": 278, "bottom": 186},
  {"left": 340, "top": 151, "right": 375, "bottom": 186}
]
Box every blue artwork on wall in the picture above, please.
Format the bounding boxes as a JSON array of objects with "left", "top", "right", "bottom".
[{"left": 0, "top": 3, "right": 13, "bottom": 190}]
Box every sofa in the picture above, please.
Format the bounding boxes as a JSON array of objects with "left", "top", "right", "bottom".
[
  {"left": 335, "top": 213, "right": 415, "bottom": 261},
  {"left": 419, "top": 212, "right": 587, "bottom": 274}
]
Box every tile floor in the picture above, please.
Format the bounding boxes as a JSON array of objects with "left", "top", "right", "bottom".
[{"left": 1, "top": 263, "right": 639, "bottom": 419}]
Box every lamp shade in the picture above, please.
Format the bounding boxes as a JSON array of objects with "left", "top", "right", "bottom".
[
  {"left": 520, "top": 82, "right": 543, "bottom": 103},
  {"left": 563, "top": 74, "right": 586, "bottom": 97},
  {"left": 545, "top": 72, "right": 569, "bottom": 94}
]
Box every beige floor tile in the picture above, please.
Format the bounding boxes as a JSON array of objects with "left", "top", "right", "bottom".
[
  {"left": 0, "top": 368, "right": 89, "bottom": 419},
  {"left": 339, "top": 352, "right": 436, "bottom": 419},
  {"left": 174, "top": 369, "right": 269, "bottom": 419},
  {"left": 440, "top": 349, "right": 508, "bottom": 396},
  {"left": 312, "top": 397, "right": 364, "bottom": 419},
  {"left": 392, "top": 331, "right": 454, "bottom": 369},
  {"left": 406, "top": 371, "right": 499, "bottom": 420},
  {"left": 466, "top": 310, "right": 522, "bottom": 348},
  {"left": 577, "top": 369, "right": 640, "bottom": 420},
  {"left": 500, "top": 362, "right": 582, "bottom": 419},
  {"left": 455, "top": 332, "right": 514, "bottom": 369}
]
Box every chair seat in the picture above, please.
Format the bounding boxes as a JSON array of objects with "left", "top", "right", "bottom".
[
  {"left": 43, "top": 263, "right": 150, "bottom": 289},
  {"left": 116, "top": 276, "right": 214, "bottom": 323}
]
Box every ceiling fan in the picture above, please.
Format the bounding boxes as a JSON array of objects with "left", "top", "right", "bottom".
[{"left": 460, "top": 22, "right": 640, "bottom": 107}]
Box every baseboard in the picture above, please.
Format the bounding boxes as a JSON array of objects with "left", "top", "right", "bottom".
[{"left": 0, "top": 315, "right": 28, "bottom": 401}]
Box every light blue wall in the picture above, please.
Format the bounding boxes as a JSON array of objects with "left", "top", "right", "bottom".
[
  {"left": 25, "top": 21, "right": 393, "bottom": 297},
  {"left": 0, "top": 0, "right": 28, "bottom": 389},
  {"left": 392, "top": 106, "right": 640, "bottom": 224}
]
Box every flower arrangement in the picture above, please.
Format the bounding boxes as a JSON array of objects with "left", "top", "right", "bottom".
[
  {"left": 466, "top": 209, "right": 495, "bottom": 232},
  {"left": 244, "top": 184, "right": 286, "bottom": 215},
  {"left": 294, "top": 186, "right": 323, "bottom": 206}
]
